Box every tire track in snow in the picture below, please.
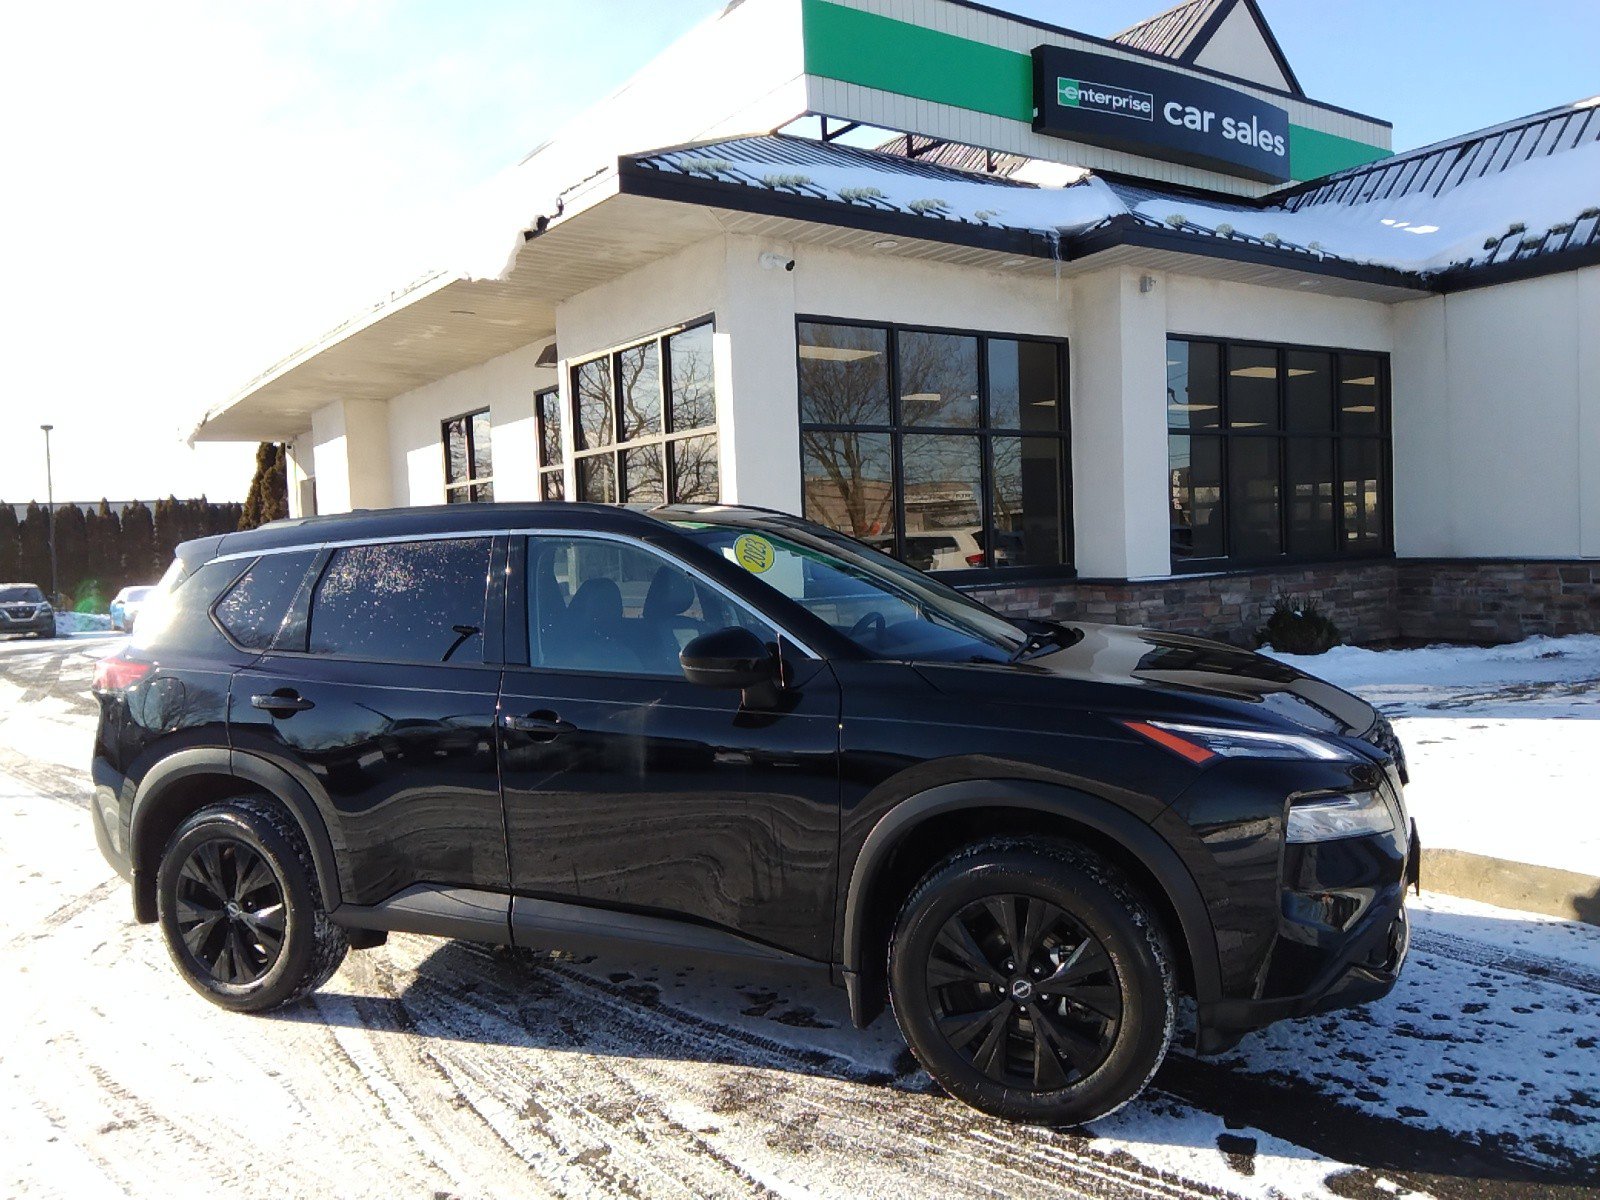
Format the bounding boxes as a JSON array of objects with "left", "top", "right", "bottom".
[
  {"left": 353, "top": 947, "right": 796, "bottom": 1200},
  {"left": 1410, "top": 930, "right": 1600, "bottom": 996},
  {"left": 352, "top": 939, "right": 1263, "bottom": 1200}
]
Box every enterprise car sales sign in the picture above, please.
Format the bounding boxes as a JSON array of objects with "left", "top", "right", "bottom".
[{"left": 1032, "top": 46, "right": 1290, "bottom": 183}]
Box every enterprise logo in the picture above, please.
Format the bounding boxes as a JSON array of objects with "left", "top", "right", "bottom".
[{"left": 1057, "top": 76, "right": 1153, "bottom": 121}]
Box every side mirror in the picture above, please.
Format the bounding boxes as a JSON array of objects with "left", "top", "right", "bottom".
[{"left": 680, "top": 626, "right": 778, "bottom": 691}]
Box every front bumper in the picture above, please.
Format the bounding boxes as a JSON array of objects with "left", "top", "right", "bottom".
[
  {"left": 1196, "top": 816, "right": 1419, "bottom": 1054},
  {"left": 0, "top": 613, "right": 53, "bottom": 635}
]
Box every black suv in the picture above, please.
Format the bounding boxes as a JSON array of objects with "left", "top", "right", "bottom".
[
  {"left": 91, "top": 503, "right": 1417, "bottom": 1124},
  {"left": 0, "top": 583, "right": 55, "bottom": 638}
]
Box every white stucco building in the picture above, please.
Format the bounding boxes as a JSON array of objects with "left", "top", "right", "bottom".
[{"left": 193, "top": 0, "right": 1600, "bottom": 644}]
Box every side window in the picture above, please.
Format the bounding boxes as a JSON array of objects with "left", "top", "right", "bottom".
[
  {"left": 718, "top": 534, "right": 920, "bottom": 634},
  {"left": 213, "top": 551, "right": 316, "bottom": 650},
  {"left": 307, "top": 539, "right": 493, "bottom": 664},
  {"left": 527, "top": 537, "right": 773, "bottom": 676},
  {"left": 130, "top": 559, "right": 249, "bottom": 655}
]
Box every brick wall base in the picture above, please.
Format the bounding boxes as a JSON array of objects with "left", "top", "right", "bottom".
[
  {"left": 968, "top": 559, "right": 1600, "bottom": 648},
  {"left": 1395, "top": 560, "right": 1600, "bottom": 643}
]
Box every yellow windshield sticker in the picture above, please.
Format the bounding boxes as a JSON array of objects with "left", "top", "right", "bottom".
[{"left": 734, "top": 533, "right": 777, "bottom": 574}]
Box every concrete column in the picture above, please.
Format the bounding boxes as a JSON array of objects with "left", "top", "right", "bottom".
[
  {"left": 1580, "top": 268, "right": 1600, "bottom": 558},
  {"left": 284, "top": 435, "right": 315, "bottom": 518},
  {"left": 718, "top": 236, "right": 802, "bottom": 511},
  {"left": 1068, "top": 267, "right": 1171, "bottom": 579},
  {"left": 310, "top": 399, "right": 393, "bottom": 514}
]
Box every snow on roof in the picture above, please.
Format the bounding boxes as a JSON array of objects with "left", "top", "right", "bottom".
[
  {"left": 630, "top": 104, "right": 1600, "bottom": 282},
  {"left": 627, "top": 135, "right": 1118, "bottom": 242}
]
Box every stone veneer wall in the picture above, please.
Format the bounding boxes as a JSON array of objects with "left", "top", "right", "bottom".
[
  {"left": 1394, "top": 560, "right": 1600, "bottom": 643},
  {"left": 967, "top": 560, "right": 1600, "bottom": 647}
]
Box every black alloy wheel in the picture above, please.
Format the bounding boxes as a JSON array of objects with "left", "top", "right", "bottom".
[
  {"left": 889, "top": 838, "right": 1174, "bottom": 1125},
  {"left": 925, "top": 894, "right": 1122, "bottom": 1090},
  {"left": 156, "top": 796, "right": 349, "bottom": 1012},
  {"left": 174, "top": 837, "right": 288, "bottom": 986}
]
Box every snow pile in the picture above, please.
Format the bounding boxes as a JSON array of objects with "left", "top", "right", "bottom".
[
  {"left": 1266, "top": 634, "right": 1600, "bottom": 875},
  {"left": 55, "top": 611, "right": 112, "bottom": 635},
  {"left": 1268, "top": 634, "right": 1600, "bottom": 699}
]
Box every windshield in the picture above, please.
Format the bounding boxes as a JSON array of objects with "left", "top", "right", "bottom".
[
  {"left": 668, "top": 519, "right": 1031, "bottom": 663},
  {"left": 0, "top": 586, "right": 45, "bottom": 603}
]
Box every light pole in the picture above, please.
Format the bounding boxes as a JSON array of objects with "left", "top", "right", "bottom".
[{"left": 40, "top": 424, "right": 57, "bottom": 603}]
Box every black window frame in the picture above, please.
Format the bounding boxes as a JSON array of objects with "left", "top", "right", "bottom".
[
  {"left": 796, "top": 315, "right": 1074, "bottom": 584},
  {"left": 534, "top": 386, "right": 564, "bottom": 501},
  {"left": 1166, "top": 334, "right": 1393, "bottom": 573},
  {"left": 565, "top": 317, "right": 719, "bottom": 506},
  {"left": 442, "top": 408, "right": 494, "bottom": 504}
]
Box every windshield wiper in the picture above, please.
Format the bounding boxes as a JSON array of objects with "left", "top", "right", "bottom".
[{"left": 1006, "top": 623, "right": 1078, "bottom": 664}]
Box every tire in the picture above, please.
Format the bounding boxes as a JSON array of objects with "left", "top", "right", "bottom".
[
  {"left": 156, "top": 796, "right": 349, "bottom": 1012},
  {"left": 888, "top": 837, "right": 1175, "bottom": 1126}
]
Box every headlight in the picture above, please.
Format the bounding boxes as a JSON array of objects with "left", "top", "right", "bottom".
[
  {"left": 1125, "top": 720, "right": 1359, "bottom": 765},
  {"left": 1286, "top": 791, "right": 1395, "bottom": 843}
]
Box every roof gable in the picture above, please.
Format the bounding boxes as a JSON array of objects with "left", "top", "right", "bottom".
[{"left": 1115, "top": 0, "right": 1303, "bottom": 97}]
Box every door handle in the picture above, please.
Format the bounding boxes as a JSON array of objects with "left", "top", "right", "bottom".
[
  {"left": 251, "top": 690, "right": 315, "bottom": 715},
  {"left": 501, "top": 711, "right": 575, "bottom": 738}
]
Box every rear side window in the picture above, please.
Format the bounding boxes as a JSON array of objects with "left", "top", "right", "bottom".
[
  {"left": 214, "top": 552, "right": 316, "bottom": 650},
  {"left": 307, "top": 539, "right": 493, "bottom": 664},
  {"left": 130, "top": 559, "right": 248, "bottom": 656}
]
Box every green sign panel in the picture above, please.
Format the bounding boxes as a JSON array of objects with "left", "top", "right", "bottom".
[{"left": 799, "top": 0, "right": 1388, "bottom": 183}]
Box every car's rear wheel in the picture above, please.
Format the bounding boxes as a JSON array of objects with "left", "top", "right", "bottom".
[
  {"left": 889, "top": 838, "right": 1174, "bottom": 1125},
  {"left": 156, "top": 797, "right": 348, "bottom": 1012}
]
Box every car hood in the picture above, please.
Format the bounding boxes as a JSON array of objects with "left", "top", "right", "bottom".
[{"left": 916, "top": 622, "right": 1376, "bottom": 736}]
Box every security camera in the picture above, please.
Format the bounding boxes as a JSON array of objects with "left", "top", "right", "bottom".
[{"left": 759, "top": 252, "right": 795, "bottom": 272}]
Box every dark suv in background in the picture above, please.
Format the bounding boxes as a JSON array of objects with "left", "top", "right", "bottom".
[
  {"left": 0, "top": 584, "right": 55, "bottom": 638},
  {"left": 90, "top": 503, "right": 1417, "bottom": 1124}
]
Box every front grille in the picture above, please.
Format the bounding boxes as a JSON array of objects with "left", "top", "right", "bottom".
[
  {"left": 3, "top": 606, "right": 36, "bottom": 619},
  {"left": 1363, "top": 711, "right": 1408, "bottom": 784}
]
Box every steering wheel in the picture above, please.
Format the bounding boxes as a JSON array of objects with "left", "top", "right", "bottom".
[{"left": 848, "top": 610, "right": 888, "bottom": 644}]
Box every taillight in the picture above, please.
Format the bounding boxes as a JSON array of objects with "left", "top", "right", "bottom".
[
  {"left": 965, "top": 553, "right": 984, "bottom": 567},
  {"left": 93, "top": 655, "right": 153, "bottom": 694}
]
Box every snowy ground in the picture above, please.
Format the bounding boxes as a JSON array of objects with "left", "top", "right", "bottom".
[
  {"left": 2, "top": 638, "right": 1597, "bottom": 1198},
  {"left": 1269, "top": 635, "right": 1600, "bottom": 876}
]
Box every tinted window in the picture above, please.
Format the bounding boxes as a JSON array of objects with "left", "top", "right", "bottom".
[
  {"left": 798, "top": 321, "right": 890, "bottom": 427},
  {"left": 129, "top": 559, "right": 245, "bottom": 656},
  {"left": 527, "top": 537, "right": 773, "bottom": 676},
  {"left": 214, "top": 551, "right": 316, "bottom": 650},
  {"left": 308, "top": 539, "right": 493, "bottom": 664},
  {"left": 799, "top": 321, "right": 1070, "bottom": 571},
  {"left": 0, "top": 585, "right": 45, "bottom": 603}
]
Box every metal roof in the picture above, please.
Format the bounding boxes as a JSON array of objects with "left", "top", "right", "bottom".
[
  {"left": 1277, "top": 100, "right": 1600, "bottom": 278},
  {"left": 626, "top": 125, "right": 1599, "bottom": 291},
  {"left": 1282, "top": 102, "right": 1600, "bottom": 211},
  {"left": 1113, "top": 0, "right": 1224, "bottom": 59}
]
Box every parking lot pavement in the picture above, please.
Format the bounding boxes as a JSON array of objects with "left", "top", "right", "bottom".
[{"left": 3, "top": 639, "right": 1596, "bottom": 1199}]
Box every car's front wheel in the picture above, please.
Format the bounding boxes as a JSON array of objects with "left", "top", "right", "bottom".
[
  {"left": 889, "top": 838, "right": 1175, "bottom": 1125},
  {"left": 156, "top": 797, "right": 348, "bottom": 1012}
]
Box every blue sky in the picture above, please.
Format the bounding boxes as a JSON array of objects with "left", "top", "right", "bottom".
[{"left": 1, "top": 0, "right": 1594, "bottom": 503}]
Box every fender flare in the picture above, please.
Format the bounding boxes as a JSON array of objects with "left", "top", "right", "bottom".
[
  {"left": 128, "top": 746, "right": 344, "bottom": 916},
  {"left": 840, "top": 778, "right": 1221, "bottom": 1004}
]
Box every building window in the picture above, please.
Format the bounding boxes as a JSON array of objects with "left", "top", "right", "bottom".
[
  {"left": 443, "top": 409, "right": 494, "bottom": 503},
  {"left": 568, "top": 320, "right": 718, "bottom": 506},
  {"left": 797, "top": 319, "right": 1070, "bottom": 574},
  {"left": 1167, "top": 337, "right": 1390, "bottom": 569},
  {"left": 534, "top": 387, "right": 564, "bottom": 500}
]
